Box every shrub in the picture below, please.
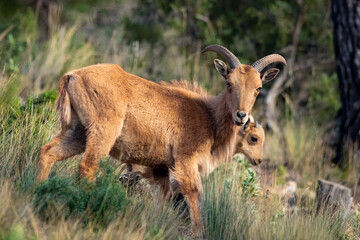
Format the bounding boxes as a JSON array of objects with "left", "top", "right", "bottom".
[
  {"left": 33, "top": 177, "right": 88, "bottom": 220},
  {"left": 85, "top": 164, "right": 129, "bottom": 226},
  {"left": 33, "top": 163, "right": 129, "bottom": 227},
  {"left": 241, "top": 168, "right": 261, "bottom": 198}
]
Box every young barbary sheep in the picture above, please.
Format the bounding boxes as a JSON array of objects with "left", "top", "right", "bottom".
[
  {"left": 37, "top": 44, "right": 285, "bottom": 233},
  {"left": 124, "top": 118, "right": 265, "bottom": 195}
]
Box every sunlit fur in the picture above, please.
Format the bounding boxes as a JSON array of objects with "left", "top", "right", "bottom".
[
  {"left": 160, "top": 79, "right": 264, "bottom": 167},
  {"left": 127, "top": 80, "right": 265, "bottom": 198},
  {"left": 37, "top": 62, "right": 267, "bottom": 234},
  {"left": 129, "top": 121, "right": 265, "bottom": 177},
  {"left": 226, "top": 65, "right": 262, "bottom": 125},
  {"left": 235, "top": 122, "right": 265, "bottom": 166}
]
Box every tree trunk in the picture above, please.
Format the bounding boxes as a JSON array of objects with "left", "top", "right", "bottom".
[{"left": 331, "top": 0, "right": 360, "bottom": 165}]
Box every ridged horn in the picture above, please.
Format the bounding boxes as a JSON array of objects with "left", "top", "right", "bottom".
[
  {"left": 202, "top": 44, "right": 241, "bottom": 69},
  {"left": 252, "top": 54, "right": 287, "bottom": 73}
]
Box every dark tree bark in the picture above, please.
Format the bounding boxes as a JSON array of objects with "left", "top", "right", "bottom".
[{"left": 331, "top": 0, "right": 360, "bottom": 165}]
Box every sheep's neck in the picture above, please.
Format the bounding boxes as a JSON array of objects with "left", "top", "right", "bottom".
[{"left": 207, "top": 89, "right": 236, "bottom": 163}]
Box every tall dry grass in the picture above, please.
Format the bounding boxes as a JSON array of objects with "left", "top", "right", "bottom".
[
  {"left": 200, "top": 162, "right": 351, "bottom": 240},
  {"left": 263, "top": 120, "right": 327, "bottom": 183}
]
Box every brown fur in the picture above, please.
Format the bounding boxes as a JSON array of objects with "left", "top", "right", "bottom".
[
  {"left": 159, "top": 80, "right": 209, "bottom": 97},
  {"left": 127, "top": 80, "right": 265, "bottom": 200},
  {"left": 129, "top": 120, "right": 265, "bottom": 192},
  {"left": 38, "top": 61, "right": 274, "bottom": 233},
  {"left": 161, "top": 79, "right": 265, "bottom": 165}
]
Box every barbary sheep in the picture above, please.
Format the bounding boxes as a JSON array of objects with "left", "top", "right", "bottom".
[{"left": 37, "top": 44, "right": 285, "bottom": 233}]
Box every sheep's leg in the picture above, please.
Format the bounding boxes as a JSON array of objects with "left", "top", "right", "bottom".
[
  {"left": 172, "top": 161, "right": 203, "bottom": 235},
  {"left": 79, "top": 122, "right": 122, "bottom": 181},
  {"left": 157, "top": 174, "right": 172, "bottom": 200},
  {"left": 151, "top": 167, "right": 172, "bottom": 200},
  {"left": 37, "top": 125, "right": 86, "bottom": 182}
]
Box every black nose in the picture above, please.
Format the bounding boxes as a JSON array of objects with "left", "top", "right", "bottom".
[
  {"left": 258, "top": 159, "right": 262, "bottom": 164},
  {"left": 237, "top": 111, "right": 247, "bottom": 119}
]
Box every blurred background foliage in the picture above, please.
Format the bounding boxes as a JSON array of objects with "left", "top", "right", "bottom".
[{"left": 0, "top": 0, "right": 337, "bottom": 119}]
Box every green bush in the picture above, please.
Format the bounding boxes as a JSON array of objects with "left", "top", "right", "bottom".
[
  {"left": 85, "top": 164, "right": 129, "bottom": 226},
  {"left": 33, "top": 164, "right": 129, "bottom": 227},
  {"left": 241, "top": 168, "right": 261, "bottom": 198},
  {"left": 33, "top": 177, "right": 88, "bottom": 220}
]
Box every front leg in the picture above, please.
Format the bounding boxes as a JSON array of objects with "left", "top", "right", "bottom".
[{"left": 172, "top": 159, "right": 203, "bottom": 235}]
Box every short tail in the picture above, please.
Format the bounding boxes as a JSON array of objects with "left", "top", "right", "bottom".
[{"left": 56, "top": 74, "right": 72, "bottom": 131}]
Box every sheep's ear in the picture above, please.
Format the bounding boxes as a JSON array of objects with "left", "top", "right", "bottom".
[
  {"left": 214, "top": 59, "right": 228, "bottom": 79},
  {"left": 261, "top": 68, "right": 280, "bottom": 84}
]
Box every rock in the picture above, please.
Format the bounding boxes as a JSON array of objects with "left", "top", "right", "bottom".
[
  {"left": 283, "top": 181, "right": 297, "bottom": 213},
  {"left": 283, "top": 181, "right": 297, "bottom": 196},
  {"left": 316, "top": 179, "right": 353, "bottom": 216}
]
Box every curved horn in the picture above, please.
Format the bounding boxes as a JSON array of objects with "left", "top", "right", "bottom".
[
  {"left": 249, "top": 115, "right": 255, "bottom": 123},
  {"left": 243, "top": 118, "right": 251, "bottom": 131},
  {"left": 202, "top": 44, "right": 241, "bottom": 69},
  {"left": 252, "top": 54, "right": 287, "bottom": 73}
]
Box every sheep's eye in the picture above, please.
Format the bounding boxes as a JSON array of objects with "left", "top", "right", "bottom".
[
  {"left": 226, "top": 82, "right": 232, "bottom": 87},
  {"left": 251, "top": 136, "right": 258, "bottom": 143},
  {"left": 256, "top": 87, "right": 262, "bottom": 92}
]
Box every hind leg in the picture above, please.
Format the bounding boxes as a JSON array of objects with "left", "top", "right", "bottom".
[
  {"left": 37, "top": 124, "right": 86, "bottom": 182},
  {"left": 79, "top": 122, "right": 122, "bottom": 180},
  {"left": 152, "top": 167, "right": 172, "bottom": 200}
]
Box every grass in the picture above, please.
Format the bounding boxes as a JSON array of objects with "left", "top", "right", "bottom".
[
  {"left": 263, "top": 118, "right": 327, "bottom": 184},
  {"left": 0, "top": 139, "right": 355, "bottom": 240},
  {"left": 0, "top": 5, "right": 359, "bottom": 240},
  {"left": 201, "top": 162, "right": 355, "bottom": 240},
  {"left": 0, "top": 178, "right": 184, "bottom": 240},
  {"left": 1, "top": 92, "right": 357, "bottom": 239}
]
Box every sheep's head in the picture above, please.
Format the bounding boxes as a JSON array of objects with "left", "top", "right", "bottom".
[
  {"left": 202, "top": 44, "right": 286, "bottom": 126},
  {"left": 235, "top": 120, "right": 265, "bottom": 166}
]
